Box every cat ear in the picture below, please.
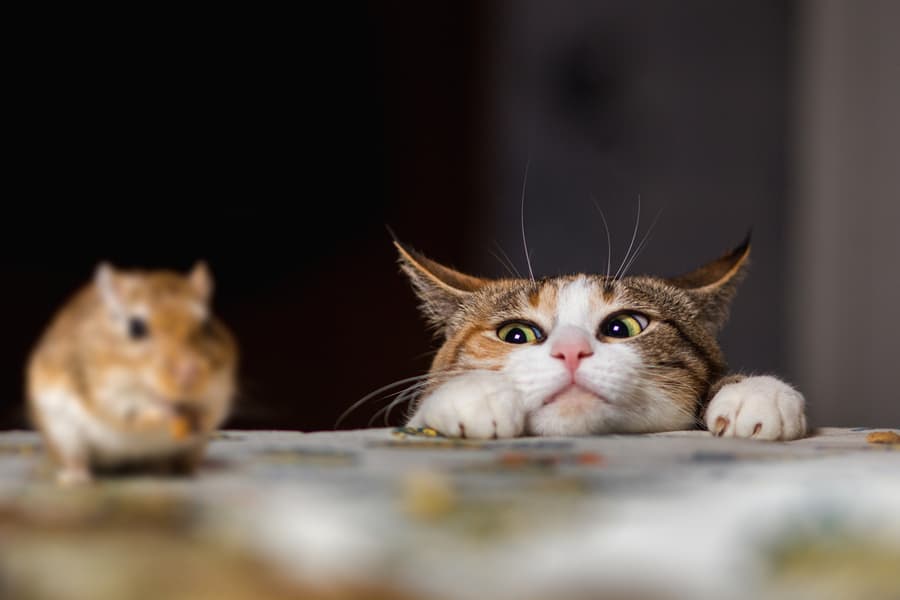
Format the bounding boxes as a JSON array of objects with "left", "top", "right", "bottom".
[
  {"left": 394, "top": 240, "right": 488, "bottom": 332},
  {"left": 668, "top": 233, "right": 751, "bottom": 332}
]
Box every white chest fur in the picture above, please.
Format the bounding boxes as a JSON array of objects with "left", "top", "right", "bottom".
[{"left": 33, "top": 387, "right": 198, "bottom": 466}]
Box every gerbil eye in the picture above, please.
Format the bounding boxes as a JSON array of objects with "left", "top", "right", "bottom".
[
  {"left": 128, "top": 317, "right": 149, "bottom": 340},
  {"left": 497, "top": 322, "right": 544, "bottom": 344},
  {"left": 600, "top": 313, "right": 648, "bottom": 339}
]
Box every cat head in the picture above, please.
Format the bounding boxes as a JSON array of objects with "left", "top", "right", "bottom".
[{"left": 395, "top": 236, "right": 750, "bottom": 435}]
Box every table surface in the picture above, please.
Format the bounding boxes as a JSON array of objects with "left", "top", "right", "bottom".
[{"left": 1, "top": 426, "right": 899, "bottom": 600}]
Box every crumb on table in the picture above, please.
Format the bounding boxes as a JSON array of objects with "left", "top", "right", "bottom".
[
  {"left": 865, "top": 430, "right": 900, "bottom": 444},
  {"left": 392, "top": 426, "right": 443, "bottom": 439},
  {"left": 169, "top": 416, "right": 192, "bottom": 441}
]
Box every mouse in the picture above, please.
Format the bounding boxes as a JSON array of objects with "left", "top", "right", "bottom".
[{"left": 26, "top": 261, "right": 238, "bottom": 485}]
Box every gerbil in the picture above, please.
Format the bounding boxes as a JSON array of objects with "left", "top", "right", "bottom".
[{"left": 26, "top": 262, "right": 238, "bottom": 485}]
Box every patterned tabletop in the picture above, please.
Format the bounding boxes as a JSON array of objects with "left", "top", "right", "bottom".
[{"left": 1, "top": 427, "right": 899, "bottom": 600}]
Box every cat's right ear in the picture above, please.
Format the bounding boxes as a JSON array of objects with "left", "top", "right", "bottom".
[
  {"left": 393, "top": 240, "right": 487, "bottom": 333},
  {"left": 667, "top": 234, "right": 752, "bottom": 333}
]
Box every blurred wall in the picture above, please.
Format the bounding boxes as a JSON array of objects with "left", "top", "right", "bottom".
[
  {"left": 480, "top": 1, "right": 794, "bottom": 387},
  {"left": 790, "top": 0, "right": 900, "bottom": 426}
]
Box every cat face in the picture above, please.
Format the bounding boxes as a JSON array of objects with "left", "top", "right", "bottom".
[{"left": 396, "top": 237, "right": 749, "bottom": 435}]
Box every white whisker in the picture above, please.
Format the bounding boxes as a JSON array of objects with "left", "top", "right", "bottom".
[
  {"left": 618, "top": 207, "right": 664, "bottom": 280},
  {"left": 336, "top": 374, "right": 433, "bottom": 429},
  {"left": 342, "top": 368, "right": 474, "bottom": 429},
  {"left": 613, "top": 194, "right": 642, "bottom": 281},
  {"left": 490, "top": 241, "right": 523, "bottom": 279},
  {"left": 383, "top": 383, "right": 427, "bottom": 426},
  {"left": 489, "top": 249, "right": 519, "bottom": 279},
  {"left": 520, "top": 156, "right": 535, "bottom": 282},
  {"left": 369, "top": 381, "right": 429, "bottom": 427},
  {"left": 591, "top": 195, "right": 613, "bottom": 280}
]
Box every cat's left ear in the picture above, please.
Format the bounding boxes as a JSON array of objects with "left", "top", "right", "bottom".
[
  {"left": 667, "top": 234, "right": 751, "bottom": 333},
  {"left": 393, "top": 240, "right": 488, "bottom": 334}
]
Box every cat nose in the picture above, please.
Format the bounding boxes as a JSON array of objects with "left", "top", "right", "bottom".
[{"left": 550, "top": 327, "right": 594, "bottom": 374}]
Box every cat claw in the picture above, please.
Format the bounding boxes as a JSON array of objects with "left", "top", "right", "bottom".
[
  {"left": 705, "top": 376, "right": 807, "bottom": 441},
  {"left": 713, "top": 416, "right": 730, "bottom": 436}
]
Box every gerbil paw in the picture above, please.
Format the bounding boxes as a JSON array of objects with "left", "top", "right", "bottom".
[
  {"left": 57, "top": 466, "right": 92, "bottom": 486},
  {"left": 407, "top": 372, "right": 524, "bottom": 439},
  {"left": 706, "top": 375, "right": 807, "bottom": 441},
  {"left": 132, "top": 404, "right": 169, "bottom": 428}
]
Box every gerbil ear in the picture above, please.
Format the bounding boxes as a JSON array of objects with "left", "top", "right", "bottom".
[
  {"left": 95, "top": 262, "right": 125, "bottom": 316},
  {"left": 188, "top": 261, "right": 213, "bottom": 301},
  {"left": 394, "top": 240, "right": 488, "bottom": 333},
  {"left": 668, "top": 233, "right": 751, "bottom": 333}
]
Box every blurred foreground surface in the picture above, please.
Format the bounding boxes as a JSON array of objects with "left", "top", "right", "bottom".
[{"left": 1, "top": 427, "right": 899, "bottom": 600}]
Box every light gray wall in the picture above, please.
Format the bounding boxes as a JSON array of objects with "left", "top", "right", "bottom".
[
  {"left": 480, "top": 0, "right": 900, "bottom": 427},
  {"left": 790, "top": 0, "right": 900, "bottom": 427},
  {"left": 479, "top": 1, "right": 792, "bottom": 379}
]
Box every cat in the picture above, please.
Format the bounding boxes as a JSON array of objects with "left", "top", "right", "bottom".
[{"left": 394, "top": 235, "right": 807, "bottom": 440}]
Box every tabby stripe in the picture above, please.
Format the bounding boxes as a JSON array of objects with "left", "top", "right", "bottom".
[
  {"left": 656, "top": 359, "right": 703, "bottom": 384},
  {"left": 655, "top": 359, "right": 707, "bottom": 404},
  {"left": 659, "top": 319, "right": 720, "bottom": 379}
]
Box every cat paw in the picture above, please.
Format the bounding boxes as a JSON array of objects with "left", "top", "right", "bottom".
[
  {"left": 705, "top": 376, "right": 807, "bottom": 441},
  {"left": 406, "top": 372, "right": 524, "bottom": 439}
]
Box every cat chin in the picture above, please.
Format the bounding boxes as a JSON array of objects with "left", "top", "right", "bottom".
[
  {"left": 542, "top": 384, "right": 607, "bottom": 408},
  {"left": 526, "top": 386, "right": 614, "bottom": 436}
]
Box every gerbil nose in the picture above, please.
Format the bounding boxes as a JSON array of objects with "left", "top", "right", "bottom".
[
  {"left": 170, "top": 357, "right": 200, "bottom": 389},
  {"left": 550, "top": 326, "right": 594, "bottom": 374}
]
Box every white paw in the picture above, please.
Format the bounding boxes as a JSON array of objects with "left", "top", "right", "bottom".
[
  {"left": 406, "top": 371, "right": 524, "bottom": 439},
  {"left": 705, "top": 376, "right": 807, "bottom": 441}
]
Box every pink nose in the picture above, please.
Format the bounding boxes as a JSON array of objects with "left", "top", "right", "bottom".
[
  {"left": 171, "top": 358, "right": 200, "bottom": 389},
  {"left": 550, "top": 327, "right": 594, "bottom": 374}
]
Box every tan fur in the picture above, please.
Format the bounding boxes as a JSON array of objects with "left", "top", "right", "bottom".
[
  {"left": 26, "top": 262, "right": 238, "bottom": 482},
  {"left": 397, "top": 238, "right": 751, "bottom": 426}
]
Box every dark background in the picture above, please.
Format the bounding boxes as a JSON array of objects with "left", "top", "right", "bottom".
[
  {"left": 3, "top": 4, "right": 488, "bottom": 430},
  {"left": 4, "top": 2, "right": 898, "bottom": 431}
]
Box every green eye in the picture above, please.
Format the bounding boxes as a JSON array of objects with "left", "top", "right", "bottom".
[
  {"left": 600, "top": 313, "right": 649, "bottom": 339},
  {"left": 497, "top": 322, "right": 544, "bottom": 344}
]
